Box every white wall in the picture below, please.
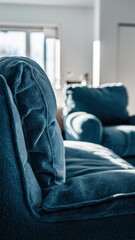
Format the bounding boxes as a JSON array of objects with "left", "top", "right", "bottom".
[
  {"left": 0, "top": 4, "right": 94, "bottom": 81},
  {"left": 98, "top": 0, "right": 135, "bottom": 84},
  {"left": 0, "top": 3, "right": 94, "bottom": 106}
]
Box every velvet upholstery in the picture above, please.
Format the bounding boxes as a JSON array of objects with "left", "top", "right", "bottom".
[
  {"left": 64, "top": 83, "right": 129, "bottom": 126},
  {"left": 42, "top": 141, "right": 135, "bottom": 221},
  {"left": 63, "top": 84, "right": 135, "bottom": 161},
  {"left": 0, "top": 57, "right": 65, "bottom": 190},
  {"left": 102, "top": 125, "right": 135, "bottom": 157},
  {"left": 1, "top": 57, "right": 135, "bottom": 239},
  {"left": 0, "top": 74, "right": 42, "bottom": 213},
  {"left": 64, "top": 111, "right": 103, "bottom": 144}
]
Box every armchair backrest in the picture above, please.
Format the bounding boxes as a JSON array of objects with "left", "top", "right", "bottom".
[
  {"left": 0, "top": 74, "right": 42, "bottom": 219},
  {"left": 64, "top": 83, "right": 129, "bottom": 126},
  {"left": 0, "top": 57, "right": 65, "bottom": 192}
]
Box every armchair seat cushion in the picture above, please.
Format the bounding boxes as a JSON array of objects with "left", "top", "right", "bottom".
[
  {"left": 42, "top": 141, "right": 135, "bottom": 222},
  {"left": 65, "top": 141, "right": 132, "bottom": 179},
  {"left": 102, "top": 125, "right": 135, "bottom": 157}
]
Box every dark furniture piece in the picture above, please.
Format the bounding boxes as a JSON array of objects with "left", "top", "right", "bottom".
[
  {"left": 0, "top": 57, "right": 135, "bottom": 240},
  {"left": 63, "top": 84, "right": 135, "bottom": 165}
]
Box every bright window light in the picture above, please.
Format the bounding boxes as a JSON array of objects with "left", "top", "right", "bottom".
[
  {"left": 30, "top": 32, "right": 45, "bottom": 70},
  {"left": 0, "top": 26, "right": 61, "bottom": 87},
  {"left": 0, "top": 31, "right": 26, "bottom": 56},
  {"left": 92, "top": 40, "right": 100, "bottom": 87},
  {"left": 55, "top": 39, "right": 61, "bottom": 89},
  {"left": 45, "top": 38, "right": 61, "bottom": 87},
  {"left": 46, "top": 38, "right": 55, "bottom": 83}
]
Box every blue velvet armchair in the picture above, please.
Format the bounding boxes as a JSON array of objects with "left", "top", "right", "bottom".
[
  {"left": 63, "top": 84, "right": 135, "bottom": 165},
  {"left": 1, "top": 57, "right": 135, "bottom": 240}
]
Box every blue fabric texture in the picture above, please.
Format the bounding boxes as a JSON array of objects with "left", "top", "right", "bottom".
[
  {"left": 64, "top": 111, "right": 103, "bottom": 144},
  {"left": 63, "top": 83, "right": 135, "bottom": 159},
  {"left": 0, "top": 74, "right": 42, "bottom": 216},
  {"left": 64, "top": 83, "right": 129, "bottom": 126},
  {"left": 1, "top": 57, "right": 135, "bottom": 240},
  {"left": 42, "top": 141, "right": 135, "bottom": 221},
  {"left": 0, "top": 57, "right": 65, "bottom": 190},
  {"left": 65, "top": 141, "right": 132, "bottom": 179},
  {"left": 128, "top": 115, "right": 135, "bottom": 125},
  {"left": 102, "top": 125, "right": 135, "bottom": 157}
]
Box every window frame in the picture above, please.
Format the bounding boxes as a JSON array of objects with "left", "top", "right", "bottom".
[{"left": 0, "top": 24, "right": 61, "bottom": 88}]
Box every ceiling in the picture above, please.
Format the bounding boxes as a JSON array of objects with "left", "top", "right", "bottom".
[{"left": 0, "top": 0, "right": 94, "bottom": 7}]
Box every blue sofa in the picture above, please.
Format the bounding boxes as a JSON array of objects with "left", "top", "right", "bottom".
[
  {"left": 63, "top": 84, "right": 135, "bottom": 166},
  {"left": 0, "top": 57, "right": 135, "bottom": 240}
]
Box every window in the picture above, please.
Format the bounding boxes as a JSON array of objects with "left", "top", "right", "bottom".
[{"left": 0, "top": 26, "right": 61, "bottom": 87}]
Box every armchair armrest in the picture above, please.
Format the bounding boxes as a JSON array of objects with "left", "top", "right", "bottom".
[
  {"left": 64, "top": 112, "right": 103, "bottom": 144},
  {"left": 128, "top": 115, "right": 135, "bottom": 125}
]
